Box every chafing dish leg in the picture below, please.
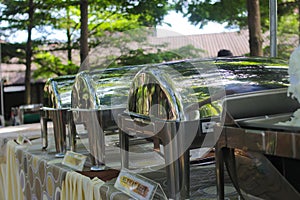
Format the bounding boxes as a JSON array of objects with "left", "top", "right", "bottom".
[
  {"left": 86, "top": 111, "right": 105, "bottom": 171},
  {"left": 215, "top": 143, "right": 225, "bottom": 200},
  {"left": 40, "top": 113, "right": 48, "bottom": 150},
  {"left": 153, "top": 137, "right": 160, "bottom": 151},
  {"left": 67, "top": 110, "right": 76, "bottom": 152},
  {"left": 119, "top": 129, "right": 129, "bottom": 169},
  {"left": 53, "top": 110, "right": 67, "bottom": 157},
  {"left": 160, "top": 122, "right": 190, "bottom": 199},
  {"left": 164, "top": 147, "right": 190, "bottom": 199}
]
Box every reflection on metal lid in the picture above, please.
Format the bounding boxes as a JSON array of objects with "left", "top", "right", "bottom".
[
  {"left": 127, "top": 57, "right": 289, "bottom": 121},
  {"left": 43, "top": 75, "right": 76, "bottom": 108},
  {"left": 71, "top": 65, "right": 145, "bottom": 110}
]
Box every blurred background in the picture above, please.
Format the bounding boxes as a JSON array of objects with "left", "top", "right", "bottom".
[{"left": 0, "top": 0, "right": 298, "bottom": 125}]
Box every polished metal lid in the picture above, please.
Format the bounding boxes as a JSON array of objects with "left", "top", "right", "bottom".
[
  {"left": 127, "top": 57, "right": 289, "bottom": 121},
  {"left": 71, "top": 65, "right": 145, "bottom": 111},
  {"left": 43, "top": 75, "right": 76, "bottom": 109}
]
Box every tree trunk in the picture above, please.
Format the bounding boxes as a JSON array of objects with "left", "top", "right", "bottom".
[
  {"left": 25, "top": 0, "right": 34, "bottom": 104},
  {"left": 247, "top": 0, "right": 263, "bottom": 56},
  {"left": 298, "top": 0, "right": 300, "bottom": 45},
  {"left": 67, "top": 7, "right": 72, "bottom": 62},
  {"left": 80, "top": 0, "right": 89, "bottom": 65}
]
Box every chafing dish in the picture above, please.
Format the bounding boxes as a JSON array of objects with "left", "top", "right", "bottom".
[
  {"left": 41, "top": 75, "right": 75, "bottom": 157},
  {"left": 118, "top": 57, "right": 290, "bottom": 199},
  {"left": 70, "top": 65, "right": 144, "bottom": 170},
  {"left": 15, "top": 103, "right": 42, "bottom": 125},
  {"left": 216, "top": 88, "right": 300, "bottom": 200}
]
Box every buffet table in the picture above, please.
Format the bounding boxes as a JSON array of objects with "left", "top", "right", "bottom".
[
  {"left": 0, "top": 123, "right": 239, "bottom": 200},
  {"left": 0, "top": 123, "right": 126, "bottom": 200},
  {"left": 0, "top": 123, "right": 44, "bottom": 200},
  {"left": 1, "top": 125, "right": 131, "bottom": 200},
  {"left": 12, "top": 139, "right": 120, "bottom": 200}
]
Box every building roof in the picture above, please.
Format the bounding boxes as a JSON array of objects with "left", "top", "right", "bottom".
[
  {"left": 0, "top": 63, "right": 26, "bottom": 85},
  {"left": 0, "top": 63, "right": 42, "bottom": 85},
  {"left": 149, "top": 29, "right": 250, "bottom": 58}
]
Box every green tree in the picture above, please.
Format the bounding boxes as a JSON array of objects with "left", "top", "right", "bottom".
[
  {"left": 260, "top": 0, "right": 300, "bottom": 59},
  {"left": 275, "top": 0, "right": 300, "bottom": 42},
  {"left": 174, "top": 0, "right": 263, "bottom": 56},
  {"left": 0, "top": 43, "right": 26, "bottom": 63},
  {"left": 81, "top": 0, "right": 169, "bottom": 64},
  {"left": 50, "top": 4, "right": 80, "bottom": 63},
  {"left": 80, "top": 0, "right": 88, "bottom": 64},
  {"left": 33, "top": 52, "right": 79, "bottom": 78},
  {"left": 0, "top": 0, "right": 170, "bottom": 102},
  {"left": 174, "top": 0, "right": 300, "bottom": 58},
  {"left": 0, "top": 0, "right": 57, "bottom": 104},
  {"left": 47, "top": 0, "right": 170, "bottom": 64}
]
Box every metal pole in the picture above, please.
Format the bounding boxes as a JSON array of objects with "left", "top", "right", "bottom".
[
  {"left": 270, "top": 0, "right": 278, "bottom": 57},
  {"left": 0, "top": 43, "right": 4, "bottom": 126}
]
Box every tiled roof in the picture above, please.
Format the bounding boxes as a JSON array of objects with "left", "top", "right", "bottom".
[
  {"left": 0, "top": 63, "right": 42, "bottom": 85},
  {"left": 149, "top": 29, "right": 250, "bottom": 58},
  {"left": 0, "top": 63, "right": 26, "bottom": 85}
]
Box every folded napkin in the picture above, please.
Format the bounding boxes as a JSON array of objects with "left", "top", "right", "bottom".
[
  {"left": 0, "top": 163, "right": 6, "bottom": 199},
  {"left": 61, "top": 171, "right": 105, "bottom": 200},
  {"left": 6, "top": 140, "right": 24, "bottom": 200}
]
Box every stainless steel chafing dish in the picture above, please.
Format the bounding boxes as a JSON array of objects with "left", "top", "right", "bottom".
[
  {"left": 216, "top": 88, "right": 300, "bottom": 200},
  {"left": 70, "top": 65, "right": 144, "bottom": 170},
  {"left": 18, "top": 103, "right": 42, "bottom": 124},
  {"left": 41, "top": 75, "right": 75, "bottom": 157},
  {"left": 118, "top": 57, "right": 290, "bottom": 199}
]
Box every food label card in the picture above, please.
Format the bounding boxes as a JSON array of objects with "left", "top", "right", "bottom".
[
  {"left": 62, "top": 151, "right": 87, "bottom": 171},
  {"left": 114, "top": 170, "right": 160, "bottom": 200}
]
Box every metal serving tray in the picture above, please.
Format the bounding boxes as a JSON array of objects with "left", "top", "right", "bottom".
[{"left": 235, "top": 113, "right": 300, "bottom": 132}]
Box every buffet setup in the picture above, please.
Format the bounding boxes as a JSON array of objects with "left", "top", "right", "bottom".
[
  {"left": 2, "top": 50, "right": 300, "bottom": 199},
  {"left": 215, "top": 48, "right": 300, "bottom": 200}
]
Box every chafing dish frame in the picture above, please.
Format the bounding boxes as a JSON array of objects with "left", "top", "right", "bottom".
[
  {"left": 118, "top": 112, "right": 218, "bottom": 199},
  {"left": 117, "top": 57, "right": 291, "bottom": 199},
  {"left": 215, "top": 88, "right": 300, "bottom": 200},
  {"left": 69, "top": 66, "right": 147, "bottom": 169},
  {"left": 40, "top": 75, "right": 75, "bottom": 157},
  {"left": 40, "top": 108, "right": 71, "bottom": 157},
  {"left": 70, "top": 107, "right": 124, "bottom": 170}
]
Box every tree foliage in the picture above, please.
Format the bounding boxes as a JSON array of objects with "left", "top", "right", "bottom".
[
  {"left": 0, "top": 0, "right": 58, "bottom": 103},
  {"left": 33, "top": 52, "right": 79, "bottom": 78},
  {"left": 0, "top": 0, "right": 170, "bottom": 104},
  {"left": 174, "top": 0, "right": 294, "bottom": 32},
  {"left": 174, "top": 0, "right": 300, "bottom": 58},
  {"left": 174, "top": 0, "right": 247, "bottom": 30},
  {"left": 0, "top": 43, "right": 26, "bottom": 63},
  {"left": 174, "top": 0, "right": 264, "bottom": 56}
]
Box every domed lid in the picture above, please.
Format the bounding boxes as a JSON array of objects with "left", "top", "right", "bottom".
[
  {"left": 127, "top": 57, "right": 289, "bottom": 122},
  {"left": 71, "top": 65, "right": 145, "bottom": 110},
  {"left": 43, "top": 75, "right": 76, "bottom": 109}
]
